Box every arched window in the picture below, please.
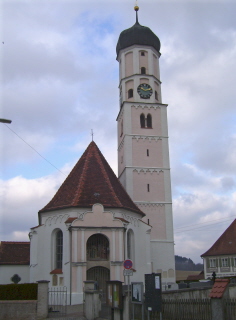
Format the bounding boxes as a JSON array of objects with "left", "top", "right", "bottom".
[
  {"left": 141, "top": 51, "right": 145, "bottom": 56},
  {"left": 56, "top": 230, "right": 63, "bottom": 269},
  {"left": 127, "top": 229, "right": 135, "bottom": 262},
  {"left": 147, "top": 114, "right": 152, "bottom": 128},
  {"left": 128, "top": 88, "right": 133, "bottom": 99},
  {"left": 141, "top": 67, "right": 146, "bottom": 74},
  {"left": 87, "top": 234, "right": 109, "bottom": 261},
  {"left": 140, "top": 114, "right": 145, "bottom": 128}
]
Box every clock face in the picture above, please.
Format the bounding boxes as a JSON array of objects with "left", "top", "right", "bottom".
[{"left": 137, "top": 83, "right": 153, "bottom": 99}]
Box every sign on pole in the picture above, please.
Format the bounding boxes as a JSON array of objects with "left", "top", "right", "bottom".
[
  {"left": 123, "top": 269, "right": 133, "bottom": 276},
  {"left": 123, "top": 259, "right": 133, "bottom": 270}
]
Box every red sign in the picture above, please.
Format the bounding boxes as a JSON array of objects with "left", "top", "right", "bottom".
[{"left": 124, "top": 259, "right": 133, "bottom": 270}]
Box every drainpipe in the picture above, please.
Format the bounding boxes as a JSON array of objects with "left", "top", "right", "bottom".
[{"left": 69, "top": 226, "right": 72, "bottom": 305}]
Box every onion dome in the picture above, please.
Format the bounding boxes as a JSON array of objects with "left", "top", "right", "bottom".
[{"left": 116, "top": 6, "right": 161, "bottom": 56}]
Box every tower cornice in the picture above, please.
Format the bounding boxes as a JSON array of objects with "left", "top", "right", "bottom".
[{"left": 116, "top": 102, "right": 168, "bottom": 121}]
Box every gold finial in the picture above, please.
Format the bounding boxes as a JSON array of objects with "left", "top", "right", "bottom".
[{"left": 134, "top": 0, "right": 139, "bottom": 11}]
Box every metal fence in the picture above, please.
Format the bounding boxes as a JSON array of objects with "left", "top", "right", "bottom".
[
  {"left": 48, "top": 286, "right": 67, "bottom": 317},
  {"left": 148, "top": 299, "right": 211, "bottom": 320},
  {"left": 225, "top": 298, "right": 236, "bottom": 320}
]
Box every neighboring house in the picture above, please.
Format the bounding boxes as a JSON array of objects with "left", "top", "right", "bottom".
[
  {"left": 201, "top": 219, "right": 236, "bottom": 279},
  {"left": 0, "top": 241, "right": 30, "bottom": 284}
]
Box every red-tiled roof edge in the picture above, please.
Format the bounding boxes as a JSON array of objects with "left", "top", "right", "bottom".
[
  {"left": 209, "top": 279, "right": 229, "bottom": 298},
  {"left": 0, "top": 241, "right": 30, "bottom": 244},
  {"left": 201, "top": 219, "right": 236, "bottom": 257}
]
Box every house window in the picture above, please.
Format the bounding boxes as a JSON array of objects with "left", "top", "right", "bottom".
[
  {"left": 140, "top": 114, "right": 145, "bottom": 128},
  {"left": 147, "top": 149, "right": 149, "bottom": 157},
  {"left": 56, "top": 230, "right": 63, "bottom": 269},
  {"left": 210, "top": 258, "right": 216, "bottom": 267},
  {"left": 222, "top": 258, "right": 228, "bottom": 267},
  {"left": 147, "top": 184, "right": 150, "bottom": 192},
  {"left": 234, "top": 258, "right": 236, "bottom": 266},
  {"left": 128, "top": 89, "right": 133, "bottom": 98},
  {"left": 141, "top": 67, "right": 146, "bottom": 74},
  {"left": 147, "top": 114, "right": 152, "bottom": 128}
]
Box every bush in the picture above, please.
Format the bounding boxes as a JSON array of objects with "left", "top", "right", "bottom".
[{"left": 0, "top": 283, "right": 38, "bottom": 300}]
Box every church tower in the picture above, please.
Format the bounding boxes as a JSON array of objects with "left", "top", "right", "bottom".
[{"left": 116, "top": 6, "right": 175, "bottom": 285}]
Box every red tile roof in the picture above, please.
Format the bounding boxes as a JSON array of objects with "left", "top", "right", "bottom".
[
  {"left": 201, "top": 219, "right": 236, "bottom": 256},
  {"left": 209, "top": 279, "right": 229, "bottom": 298},
  {"left": 0, "top": 241, "right": 30, "bottom": 265},
  {"left": 39, "top": 141, "right": 144, "bottom": 216}
]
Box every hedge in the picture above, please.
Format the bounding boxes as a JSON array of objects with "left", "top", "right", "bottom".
[{"left": 0, "top": 283, "right": 38, "bottom": 300}]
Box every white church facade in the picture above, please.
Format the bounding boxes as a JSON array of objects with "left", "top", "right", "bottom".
[{"left": 2, "top": 6, "right": 176, "bottom": 304}]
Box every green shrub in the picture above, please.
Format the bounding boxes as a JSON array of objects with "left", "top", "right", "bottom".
[{"left": 0, "top": 283, "right": 38, "bottom": 300}]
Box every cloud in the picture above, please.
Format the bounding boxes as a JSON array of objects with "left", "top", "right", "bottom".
[{"left": 1, "top": 0, "right": 236, "bottom": 265}]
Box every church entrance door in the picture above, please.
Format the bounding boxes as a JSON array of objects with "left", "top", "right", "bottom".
[{"left": 87, "top": 266, "right": 110, "bottom": 299}]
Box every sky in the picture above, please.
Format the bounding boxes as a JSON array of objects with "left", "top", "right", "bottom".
[{"left": 1, "top": 0, "right": 236, "bottom": 264}]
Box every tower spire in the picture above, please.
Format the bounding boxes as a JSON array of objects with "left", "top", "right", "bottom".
[{"left": 134, "top": 0, "right": 139, "bottom": 24}]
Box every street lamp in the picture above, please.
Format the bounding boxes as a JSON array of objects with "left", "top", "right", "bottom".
[{"left": 0, "top": 118, "right": 12, "bottom": 124}]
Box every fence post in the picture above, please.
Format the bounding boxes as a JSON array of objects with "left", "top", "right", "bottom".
[
  {"left": 37, "top": 280, "right": 50, "bottom": 319},
  {"left": 209, "top": 279, "right": 229, "bottom": 320}
]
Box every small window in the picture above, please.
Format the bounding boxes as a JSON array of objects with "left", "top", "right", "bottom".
[
  {"left": 141, "top": 52, "right": 145, "bottom": 56},
  {"left": 147, "top": 184, "right": 150, "bottom": 192},
  {"left": 210, "top": 259, "right": 216, "bottom": 268},
  {"left": 120, "top": 119, "right": 123, "bottom": 137},
  {"left": 141, "top": 67, "right": 146, "bottom": 74},
  {"left": 128, "top": 89, "right": 133, "bottom": 99},
  {"left": 147, "top": 114, "right": 152, "bottom": 128},
  {"left": 147, "top": 149, "right": 149, "bottom": 157},
  {"left": 155, "top": 91, "right": 158, "bottom": 100},
  {"left": 140, "top": 114, "right": 145, "bottom": 128},
  {"left": 222, "top": 258, "right": 228, "bottom": 267}
]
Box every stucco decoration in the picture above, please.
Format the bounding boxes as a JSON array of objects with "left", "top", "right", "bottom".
[
  {"left": 44, "top": 213, "right": 69, "bottom": 226},
  {"left": 132, "top": 104, "right": 161, "bottom": 110},
  {"left": 133, "top": 136, "right": 162, "bottom": 141},
  {"left": 71, "top": 204, "right": 124, "bottom": 228}
]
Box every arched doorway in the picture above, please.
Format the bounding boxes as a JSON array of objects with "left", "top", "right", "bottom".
[{"left": 87, "top": 266, "right": 110, "bottom": 295}]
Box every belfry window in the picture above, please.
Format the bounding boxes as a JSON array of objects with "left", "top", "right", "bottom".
[
  {"left": 147, "top": 184, "right": 150, "bottom": 192},
  {"left": 140, "top": 114, "right": 153, "bottom": 129},
  {"left": 128, "top": 89, "right": 133, "bottom": 99},
  {"left": 56, "top": 230, "right": 63, "bottom": 269},
  {"left": 141, "top": 51, "right": 145, "bottom": 56},
  {"left": 140, "top": 114, "right": 145, "bottom": 128},
  {"left": 147, "top": 149, "right": 149, "bottom": 157},
  {"left": 141, "top": 67, "right": 146, "bottom": 74},
  {"left": 147, "top": 114, "right": 152, "bottom": 128}
]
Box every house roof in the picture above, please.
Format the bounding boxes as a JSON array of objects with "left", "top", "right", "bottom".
[
  {"left": 209, "top": 279, "right": 229, "bottom": 298},
  {"left": 201, "top": 219, "right": 236, "bottom": 257},
  {"left": 186, "top": 271, "right": 204, "bottom": 281},
  {"left": 0, "top": 241, "right": 30, "bottom": 265},
  {"left": 39, "top": 141, "right": 144, "bottom": 216}
]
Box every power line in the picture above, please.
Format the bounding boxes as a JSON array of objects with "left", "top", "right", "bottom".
[
  {"left": 4, "top": 124, "right": 66, "bottom": 176},
  {"left": 174, "top": 217, "right": 235, "bottom": 234},
  {"left": 175, "top": 214, "right": 236, "bottom": 231}
]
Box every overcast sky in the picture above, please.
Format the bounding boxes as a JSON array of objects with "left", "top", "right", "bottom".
[{"left": 1, "top": 0, "right": 236, "bottom": 264}]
